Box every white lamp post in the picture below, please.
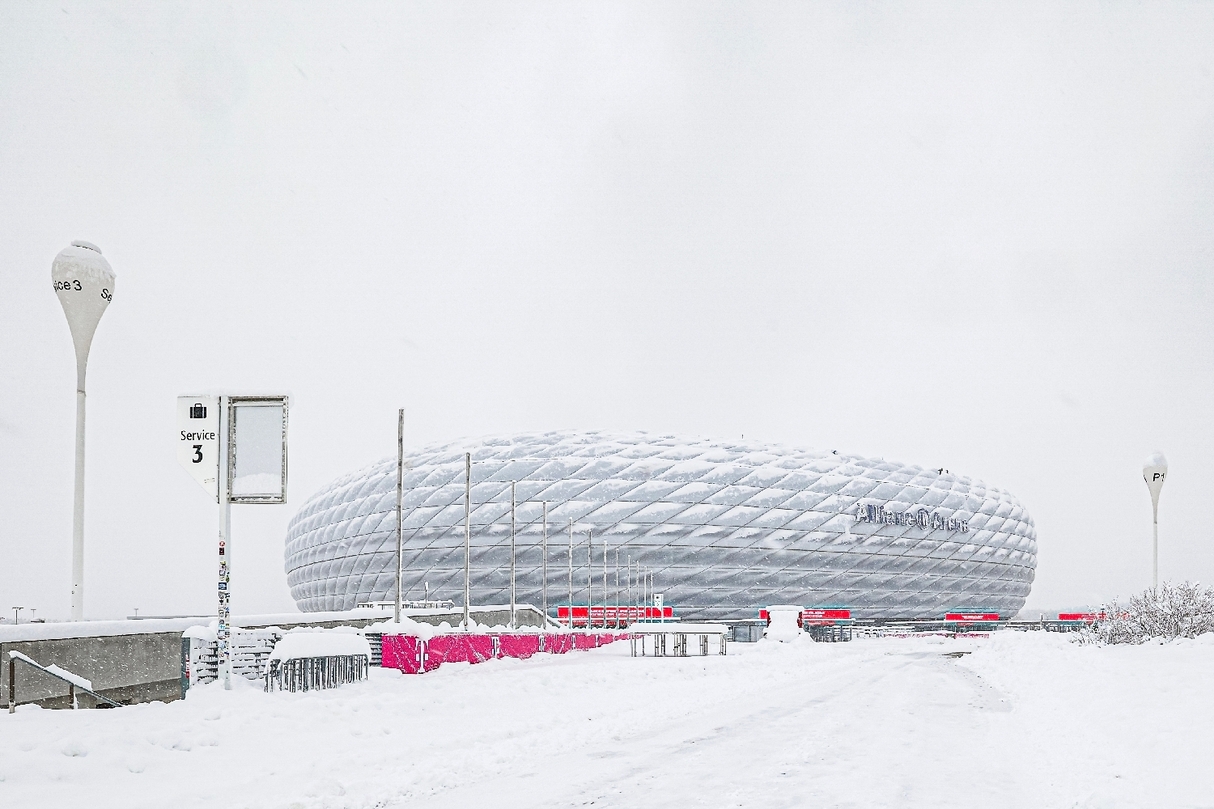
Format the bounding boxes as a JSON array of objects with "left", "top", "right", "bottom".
[
  {"left": 52, "top": 241, "right": 116, "bottom": 621},
  {"left": 1142, "top": 452, "right": 1168, "bottom": 591}
]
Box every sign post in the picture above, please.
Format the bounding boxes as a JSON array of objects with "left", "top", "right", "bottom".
[
  {"left": 53, "top": 241, "right": 116, "bottom": 621},
  {"left": 1142, "top": 452, "right": 1168, "bottom": 591},
  {"left": 178, "top": 394, "right": 288, "bottom": 689}
]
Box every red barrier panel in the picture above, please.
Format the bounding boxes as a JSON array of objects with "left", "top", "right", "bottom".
[
  {"left": 573, "top": 633, "right": 597, "bottom": 650},
  {"left": 381, "top": 634, "right": 423, "bottom": 674},
  {"left": 425, "top": 634, "right": 495, "bottom": 670},
  {"left": 543, "top": 633, "right": 572, "bottom": 654},
  {"left": 498, "top": 634, "right": 541, "bottom": 659}
]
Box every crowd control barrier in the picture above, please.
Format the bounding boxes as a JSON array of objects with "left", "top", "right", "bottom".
[
  {"left": 264, "top": 655, "right": 369, "bottom": 693},
  {"left": 380, "top": 631, "right": 629, "bottom": 676}
]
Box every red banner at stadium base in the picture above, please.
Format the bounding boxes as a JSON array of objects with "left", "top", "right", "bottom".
[
  {"left": 1058, "top": 612, "right": 1112, "bottom": 622},
  {"left": 556, "top": 605, "right": 674, "bottom": 626},
  {"left": 802, "top": 608, "right": 852, "bottom": 626},
  {"left": 945, "top": 613, "right": 1001, "bottom": 622},
  {"left": 380, "top": 631, "right": 628, "bottom": 676}
]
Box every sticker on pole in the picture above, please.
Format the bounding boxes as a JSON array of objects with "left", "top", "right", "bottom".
[{"left": 177, "top": 395, "right": 220, "bottom": 500}]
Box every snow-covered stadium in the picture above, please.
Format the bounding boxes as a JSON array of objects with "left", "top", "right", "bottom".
[{"left": 284, "top": 431, "right": 1037, "bottom": 620}]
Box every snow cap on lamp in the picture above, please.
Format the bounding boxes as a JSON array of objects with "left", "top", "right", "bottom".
[{"left": 52, "top": 241, "right": 116, "bottom": 389}]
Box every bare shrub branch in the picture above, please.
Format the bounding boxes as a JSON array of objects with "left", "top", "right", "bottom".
[{"left": 1080, "top": 581, "right": 1214, "bottom": 645}]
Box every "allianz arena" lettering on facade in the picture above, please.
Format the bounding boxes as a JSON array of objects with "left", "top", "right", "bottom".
[{"left": 284, "top": 431, "right": 1037, "bottom": 620}]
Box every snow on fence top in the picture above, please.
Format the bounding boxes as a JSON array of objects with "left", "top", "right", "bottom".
[
  {"left": 269, "top": 631, "right": 372, "bottom": 662},
  {"left": 7, "top": 651, "right": 95, "bottom": 690}
]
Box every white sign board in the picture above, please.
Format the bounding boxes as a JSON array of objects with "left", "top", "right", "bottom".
[
  {"left": 177, "top": 395, "right": 221, "bottom": 501},
  {"left": 228, "top": 397, "right": 288, "bottom": 504}
]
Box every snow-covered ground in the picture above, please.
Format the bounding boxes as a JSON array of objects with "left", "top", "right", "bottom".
[{"left": 2, "top": 631, "right": 1212, "bottom": 808}]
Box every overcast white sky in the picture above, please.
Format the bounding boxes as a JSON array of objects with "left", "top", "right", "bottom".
[{"left": 2, "top": 1, "right": 1212, "bottom": 620}]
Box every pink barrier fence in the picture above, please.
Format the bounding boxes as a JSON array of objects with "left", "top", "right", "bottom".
[
  {"left": 381, "top": 634, "right": 424, "bottom": 674},
  {"left": 499, "top": 634, "right": 541, "bottom": 659},
  {"left": 542, "top": 633, "right": 573, "bottom": 654},
  {"left": 425, "top": 635, "right": 495, "bottom": 670},
  {"left": 380, "top": 632, "right": 627, "bottom": 676}
]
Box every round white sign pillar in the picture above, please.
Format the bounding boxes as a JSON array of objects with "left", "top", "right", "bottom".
[
  {"left": 52, "top": 241, "right": 116, "bottom": 621},
  {"left": 1142, "top": 451, "right": 1168, "bottom": 592}
]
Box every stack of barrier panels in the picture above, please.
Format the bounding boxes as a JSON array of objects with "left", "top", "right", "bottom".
[{"left": 264, "top": 655, "right": 369, "bottom": 693}]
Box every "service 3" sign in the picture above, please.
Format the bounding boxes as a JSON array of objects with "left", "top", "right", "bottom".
[{"left": 177, "top": 395, "right": 220, "bottom": 500}]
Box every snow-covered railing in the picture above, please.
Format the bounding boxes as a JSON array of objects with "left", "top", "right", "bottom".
[
  {"left": 264, "top": 656, "right": 369, "bottom": 692},
  {"left": 263, "top": 632, "right": 371, "bottom": 693},
  {"left": 627, "top": 623, "right": 728, "bottom": 657},
  {"left": 7, "top": 651, "right": 121, "bottom": 712}
]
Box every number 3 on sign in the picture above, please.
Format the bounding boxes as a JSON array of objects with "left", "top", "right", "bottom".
[{"left": 193, "top": 445, "right": 203, "bottom": 463}]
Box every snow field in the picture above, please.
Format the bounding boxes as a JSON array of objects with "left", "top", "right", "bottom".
[{"left": 0, "top": 631, "right": 1211, "bottom": 808}]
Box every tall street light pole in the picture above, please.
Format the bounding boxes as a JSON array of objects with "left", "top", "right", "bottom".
[
  {"left": 52, "top": 241, "right": 115, "bottom": 621},
  {"left": 541, "top": 502, "right": 548, "bottom": 624},
  {"left": 1143, "top": 452, "right": 1168, "bottom": 592},
  {"left": 395, "top": 409, "right": 404, "bottom": 624},
  {"left": 510, "top": 481, "right": 516, "bottom": 630},
  {"left": 567, "top": 519, "right": 573, "bottom": 627},
  {"left": 464, "top": 452, "right": 471, "bottom": 630}
]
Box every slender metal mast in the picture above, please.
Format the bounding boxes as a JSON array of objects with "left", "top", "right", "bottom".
[
  {"left": 602, "top": 540, "right": 608, "bottom": 628},
  {"left": 643, "top": 567, "right": 649, "bottom": 616},
  {"left": 567, "top": 518, "right": 573, "bottom": 627},
  {"left": 614, "top": 548, "right": 620, "bottom": 629},
  {"left": 463, "top": 452, "right": 471, "bottom": 630},
  {"left": 587, "top": 528, "right": 593, "bottom": 629},
  {"left": 510, "top": 481, "right": 516, "bottom": 630},
  {"left": 395, "top": 409, "right": 404, "bottom": 624},
  {"left": 542, "top": 502, "right": 548, "bottom": 624}
]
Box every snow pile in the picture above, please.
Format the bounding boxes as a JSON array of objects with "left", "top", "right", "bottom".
[
  {"left": 267, "top": 630, "right": 371, "bottom": 662},
  {"left": 2, "top": 632, "right": 1212, "bottom": 807},
  {"left": 1083, "top": 581, "right": 1214, "bottom": 644},
  {"left": 764, "top": 605, "right": 801, "bottom": 642},
  {"left": 367, "top": 615, "right": 452, "bottom": 640}
]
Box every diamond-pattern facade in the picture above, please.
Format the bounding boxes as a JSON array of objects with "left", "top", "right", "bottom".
[{"left": 284, "top": 431, "right": 1037, "bottom": 619}]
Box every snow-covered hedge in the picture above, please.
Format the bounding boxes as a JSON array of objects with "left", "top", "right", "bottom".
[{"left": 1081, "top": 581, "right": 1214, "bottom": 645}]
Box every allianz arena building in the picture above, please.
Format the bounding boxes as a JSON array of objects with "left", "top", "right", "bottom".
[{"left": 284, "top": 431, "right": 1037, "bottom": 620}]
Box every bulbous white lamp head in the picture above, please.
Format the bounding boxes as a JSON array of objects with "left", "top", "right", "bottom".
[
  {"left": 1142, "top": 451, "right": 1167, "bottom": 513},
  {"left": 52, "top": 241, "right": 116, "bottom": 388}
]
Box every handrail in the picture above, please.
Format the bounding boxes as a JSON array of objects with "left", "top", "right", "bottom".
[{"left": 7, "top": 651, "right": 121, "bottom": 712}]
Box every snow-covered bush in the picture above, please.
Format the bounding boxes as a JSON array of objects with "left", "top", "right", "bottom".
[{"left": 1081, "top": 581, "right": 1214, "bottom": 645}]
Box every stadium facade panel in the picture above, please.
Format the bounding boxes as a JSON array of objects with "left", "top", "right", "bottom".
[{"left": 284, "top": 431, "right": 1037, "bottom": 620}]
